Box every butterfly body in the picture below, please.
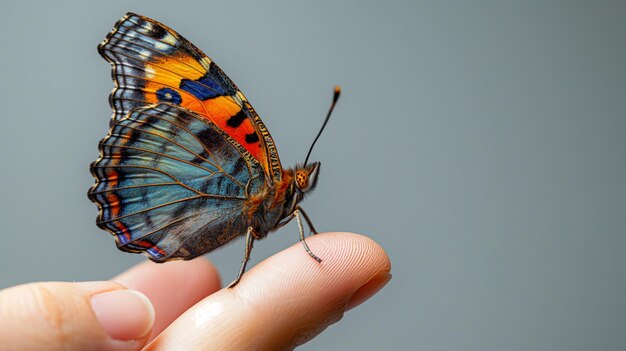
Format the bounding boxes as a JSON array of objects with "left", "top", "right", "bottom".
[
  {"left": 244, "top": 163, "right": 320, "bottom": 237},
  {"left": 89, "top": 13, "right": 332, "bottom": 285}
]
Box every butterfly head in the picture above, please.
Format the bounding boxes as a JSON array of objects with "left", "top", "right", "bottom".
[
  {"left": 292, "top": 86, "right": 340, "bottom": 199},
  {"left": 294, "top": 162, "right": 320, "bottom": 196}
]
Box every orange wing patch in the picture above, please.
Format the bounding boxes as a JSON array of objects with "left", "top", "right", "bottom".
[
  {"left": 99, "top": 12, "right": 282, "bottom": 179},
  {"left": 141, "top": 55, "right": 263, "bottom": 160}
]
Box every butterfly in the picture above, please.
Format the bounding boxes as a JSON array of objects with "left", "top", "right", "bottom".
[{"left": 88, "top": 13, "right": 340, "bottom": 287}]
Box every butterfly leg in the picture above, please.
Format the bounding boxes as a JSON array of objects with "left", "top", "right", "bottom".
[
  {"left": 297, "top": 207, "right": 319, "bottom": 235},
  {"left": 228, "top": 227, "right": 258, "bottom": 288},
  {"left": 295, "top": 209, "right": 322, "bottom": 263},
  {"left": 274, "top": 212, "right": 295, "bottom": 230}
]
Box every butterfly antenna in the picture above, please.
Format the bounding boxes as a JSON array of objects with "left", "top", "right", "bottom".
[{"left": 304, "top": 86, "right": 341, "bottom": 167}]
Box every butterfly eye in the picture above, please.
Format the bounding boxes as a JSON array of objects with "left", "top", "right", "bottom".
[
  {"left": 295, "top": 170, "right": 309, "bottom": 190},
  {"left": 295, "top": 162, "right": 320, "bottom": 194}
]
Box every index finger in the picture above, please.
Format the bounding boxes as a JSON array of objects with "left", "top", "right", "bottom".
[{"left": 145, "top": 232, "right": 391, "bottom": 350}]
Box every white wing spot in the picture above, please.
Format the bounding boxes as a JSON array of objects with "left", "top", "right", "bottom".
[
  {"left": 162, "top": 33, "right": 177, "bottom": 46},
  {"left": 200, "top": 57, "right": 213, "bottom": 67},
  {"left": 139, "top": 49, "right": 152, "bottom": 59},
  {"left": 154, "top": 41, "right": 170, "bottom": 50},
  {"left": 145, "top": 66, "right": 156, "bottom": 78}
]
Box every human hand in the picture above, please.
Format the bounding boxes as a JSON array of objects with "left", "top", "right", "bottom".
[{"left": 0, "top": 232, "right": 391, "bottom": 350}]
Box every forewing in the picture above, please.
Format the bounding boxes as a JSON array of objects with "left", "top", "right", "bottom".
[
  {"left": 99, "top": 12, "right": 282, "bottom": 180},
  {"left": 88, "top": 103, "right": 265, "bottom": 262}
]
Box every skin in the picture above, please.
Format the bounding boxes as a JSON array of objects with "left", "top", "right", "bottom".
[{"left": 0, "top": 232, "right": 391, "bottom": 351}]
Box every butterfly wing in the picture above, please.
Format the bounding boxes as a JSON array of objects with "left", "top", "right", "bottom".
[
  {"left": 99, "top": 12, "right": 283, "bottom": 180},
  {"left": 88, "top": 103, "right": 265, "bottom": 262}
]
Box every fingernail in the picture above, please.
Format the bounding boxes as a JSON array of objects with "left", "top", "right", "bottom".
[
  {"left": 91, "top": 290, "right": 155, "bottom": 340},
  {"left": 345, "top": 272, "right": 392, "bottom": 311}
]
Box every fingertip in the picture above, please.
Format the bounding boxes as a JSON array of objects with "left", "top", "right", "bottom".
[
  {"left": 238, "top": 232, "right": 391, "bottom": 299},
  {"left": 345, "top": 272, "right": 392, "bottom": 311},
  {"left": 148, "top": 232, "right": 391, "bottom": 350},
  {"left": 232, "top": 231, "right": 391, "bottom": 347},
  {"left": 90, "top": 289, "right": 155, "bottom": 341}
]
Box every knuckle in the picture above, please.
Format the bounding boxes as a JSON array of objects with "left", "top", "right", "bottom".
[{"left": 22, "top": 283, "right": 71, "bottom": 346}]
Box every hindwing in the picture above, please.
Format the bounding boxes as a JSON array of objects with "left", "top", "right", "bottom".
[{"left": 88, "top": 103, "right": 265, "bottom": 261}]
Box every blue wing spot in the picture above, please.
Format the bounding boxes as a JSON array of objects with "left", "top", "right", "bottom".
[
  {"left": 180, "top": 74, "right": 227, "bottom": 100},
  {"left": 156, "top": 88, "right": 182, "bottom": 104},
  {"left": 147, "top": 246, "right": 166, "bottom": 260}
]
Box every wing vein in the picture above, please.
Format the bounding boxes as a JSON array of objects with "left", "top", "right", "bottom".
[
  {"left": 109, "top": 120, "right": 221, "bottom": 169},
  {"left": 92, "top": 164, "right": 208, "bottom": 198},
  {"left": 104, "top": 143, "right": 217, "bottom": 175},
  {"left": 120, "top": 212, "right": 199, "bottom": 244},
  {"left": 107, "top": 32, "right": 206, "bottom": 77},
  {"left": 162, "top": 206, "right": 241, "bottom": 260},
  {"left": 98, "top": 195, "right": 203, "bottom": 224},
  {"left": 132, "top": 107, "right": 248, "bottom": 189},
  {"left": 105, "top": 48, "right": 241, "bottom": 111},
  {"left": 89, "top": 182, "right": 178, "bottom": 194}
]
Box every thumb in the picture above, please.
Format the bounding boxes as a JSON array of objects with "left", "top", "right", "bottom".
[{"left": 0, "top": 281, "right": 155, "bottom": 351}]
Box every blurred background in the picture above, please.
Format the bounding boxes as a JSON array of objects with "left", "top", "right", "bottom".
[{"left": 1, "top": 1, "right": 625, "bottom": 350}]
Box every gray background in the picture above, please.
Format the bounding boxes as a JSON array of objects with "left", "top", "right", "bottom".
[{"left": 1, "top": 1, "right": 625, "bottom": 350}]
